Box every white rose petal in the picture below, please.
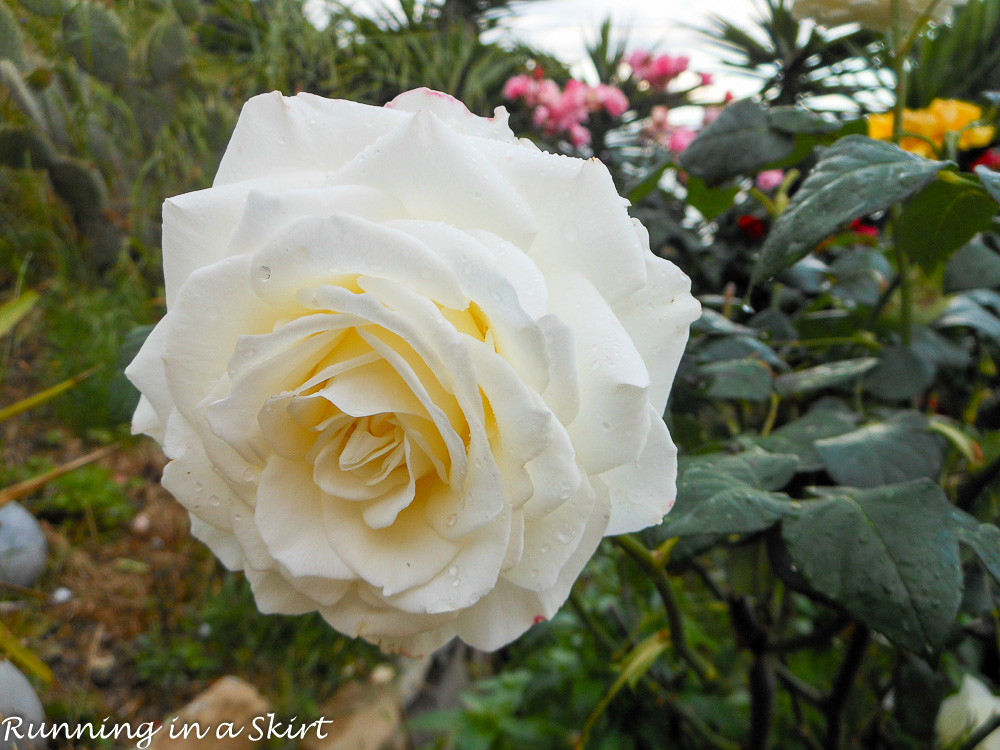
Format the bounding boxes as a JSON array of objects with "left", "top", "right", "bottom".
[
  {"left": 127, "top": 87, "right": 700, "bottom": 655},
  {"left": 936, "top": 675, "right": 1000, "bottom": 750}
]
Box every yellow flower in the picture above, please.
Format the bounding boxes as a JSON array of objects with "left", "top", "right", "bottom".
[{"left": 867, "top": 98, "right": 995, "bottom": 156}]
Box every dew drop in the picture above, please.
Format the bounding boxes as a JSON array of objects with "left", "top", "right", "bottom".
[
  {"left": 233, "top": 513, "right": 241, "bottom": 523},
  {"left": 209, "top": 495, "right": 221, "bottom": 507},
  {"left": 256, "top": 265, "right": 271, "bottom": 283},
  {"left": 242, "top": 467, "right": 255, "bottom": 482},
  {"left": 530, "top": 569, "right": 539, "bottom": 579},
  {"left": 452, "top": 578, "right": 461, "bottom": 587},
  {"left": 446, "top": 513, "right": 458, "bottom": 527},
  {"left": 194, "top": 482, "right": 203, "bottom": 493},
  {"left": 540, "top": 543, "right": 550, "bottom": 554},
  {"left": 489, "top": 290, "right": 502, "bottom": 302},
  {"left": 449, "top": 565, "right": 459, "bottom": 576},
  {"left": 601, "top": 421, "right": 612, "bottom": 431}
]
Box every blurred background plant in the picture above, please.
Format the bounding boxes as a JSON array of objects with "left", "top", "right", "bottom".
[{"left": 3, "top": 0, "right": 1000, "bottom": 747}]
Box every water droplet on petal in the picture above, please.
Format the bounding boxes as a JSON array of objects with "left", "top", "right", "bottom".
[
  {"left": 256, "top": 265, "right": 271, "bottom": 283},
  {"left": 449, "top": 565, "right": 459, "bottom": 576},
  {"left": 447, "top": 513, "right": 458, "bottom": 527},
  {"left": 242, "top": 467, "right": 255, "bottom": 482},
  {"left": 540, "top": 543, "right": 550, "bottom": 554},
  {"left": 194, "top": 482, "right": 203, "bottom": 493},
  {"left": 209, "top": 495, "right": 221, "bottom": 507}
]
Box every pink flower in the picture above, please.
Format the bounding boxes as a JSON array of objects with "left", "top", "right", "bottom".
[
  {"left": 569, "top": 123, "right": 592, "bottom": 147},
  {"left": 628, "top": 50, "right": 690, "bottom": 90},
  {"left": 503, "top": 74, "right": 534, "bottom": 101},
  {"left": 668, "top": 127, "right": 698, "bottom": 154},
  {"left": 756, "top": 169, "right": 785, "bottom": 191},
  {"left": 700, "top": 73, "right": 713, "bottom": 87},
  {"left": 588, "top": 84, "right": 629, "bottom": 118}
]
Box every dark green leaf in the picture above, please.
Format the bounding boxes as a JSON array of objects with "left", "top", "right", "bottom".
[
  {"left": 896, "top": 176, "right": 997, "bottom": 274},
  {"left": 698, "top": 335, "right": 787, "bottom": 370},
  {"left": 768, "top": 106, "right": 842, "bottom": 135},
  {"left": 665, "top": 452, "right": 800, "bottom": 536},
  {"left": 626, "top": 156, "right": 673, "bottom": 204},
  {"left": 752, "top": 137, "right": 948, "bottom": 284},
  {"left": 944, "top": 236, "right": 1000, "bottom": 292},
  {"left": 829, "top": 249, "right": 891, "bottom": 307},
  {"left": 863, "top": 346, "right": 936, "bottom": 402},
  {"left": 685, "top": 176, "right": 739, "bottom": 220},
  {"left": 678, "top": 99, "right": 795, "bottom": 183},
  {"left": 774, "top": 358, "right": 878, "bottom": 396},
  {"left": 782, "top": 479, "right": 963, "bottom": 654},
  {"left": 62, "top": 3, "right": 130, "bottom": 85},
  {"left": 692, "top": 308, "right": 757, "bottom": 336},
  {"left": 814, "top": 411, "right": 943, "bottom": 487},
  {"left": 757, "top": 398, "right": 859, "bottom": 472},
  {"left": 700, "top": 359, "right": 774, "bottom": 401},
  {"left": 976, "top": 165, "right": 1000, "bottom": 204},
  {"left": 935, "top": 293, "right": 1000, "bottom": 340},
  {"left": 911, "top": 326, "right": 971, "bottom": 369},
  {"left": 953, "top": 518, "right": 1000, "bottom": 585}
]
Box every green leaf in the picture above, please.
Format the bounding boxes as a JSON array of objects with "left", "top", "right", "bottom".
[
  {"left": 814, "top": 411, "right": 943, "bottom": 488},
  {"left": 678, "top": 99, "right": 794, "bottom": 183},
  {"left": 911, "top": 325, "right": 971, "bottom": 369},
  {"left": 626, "top": 156, "right": 673, "bottom": 204},
  {"left": 700, "top": 359, "right": 773, "bottom": 401},
  {"left": 0, "top": 289, "right": 38, "bottom": 338},
  {"left": 0, "top": 127, "right": 56, "bottom": 169},
  {"left": 19, "top": 0, "right": 68, "bottom": 17},
  {"left": 935, "top": 293, "right": 1000, "bottom": 340},
  {"left": 146, "top": 18, "right": 189, "bottom": 84},
  {"left": 752, "top": 137, "right": 948, "bottom": 284},
  {"left": 828, "top": 249, "right": 891, "bottom": 307},
  {"left": 782, "top": 479, "right": 963, "bottom": 655},
  {"left": 976, "top": 165, "right": 1000, "bottom": 204},
  {"left": 944, "top": 236, "right": 1000, "bottom": 292},
  {"left": 774, "top": 357, "right": 879, "bottom": 397},
  {"left": 863, "top": 346, "right": 936, "bottom": 402},
  {"left": 768, "top": 106, "right": 842, "bottom": 135},
  {"left": 896, "top": 176, "right": 997, "bottom": 274},
  {"left": 62, "top": 2, "right": 130, "bottom": 84},
  {"left": 691, "top": 308, "right": 757, "bottom": 336},
  {"left": 685, "top": 176, "right": 739, "bottom": 220},
  {"left": 953, "top": 519, "right": 1000, "bottom": 585},
  {"left": 757, "top": 398, "right": 859, "bottom": 472},
  {"left": 664, "top": 452, "right": 800, "bottom": 536},
  {"left": 0, "top": 2, "right": 25, "bottom": 66},
  {"left": 699, "top": 334, "right": 787, "bottom": 370}
]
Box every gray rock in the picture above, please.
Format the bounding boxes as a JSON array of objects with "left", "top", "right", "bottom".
[
  {"left": 0, "top": 502, "right": 47, "bottom": 588},
  {"left": 0, "top": 659, "right": 45, "bottom": 750}
]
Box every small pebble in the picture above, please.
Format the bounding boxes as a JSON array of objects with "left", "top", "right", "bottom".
[
  {"left": 0, "top": 502, "right": 47, "bottom": 589},
  {"left": 50, "top": 586, "right": 72, "bottom": 604}
]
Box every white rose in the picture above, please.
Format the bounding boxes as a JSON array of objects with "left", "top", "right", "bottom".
[
  {"left": 790, "top": 0, "right": 965, "bottom": 31},
  {"left": 126, "top": 88, "right": 700, "bottom": 655},
  {"left": 936, "top": 675, "right": 1000, "bottom": 750}
]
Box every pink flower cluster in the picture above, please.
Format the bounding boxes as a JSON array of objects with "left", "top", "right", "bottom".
[
  {"left": 503, "top": 74, "right": 629, "bottom": 147},
  {"left": 645, "top": 106, "right": 699, "bottom": 154},
  {"left": 627, "top": 50, "right": 708, "bottom": 90}
]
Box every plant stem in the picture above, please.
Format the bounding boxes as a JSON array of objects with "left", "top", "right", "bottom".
[
  {"left": 956, "top": 713, "right": 1000, "bottom": 750},
  {"left": 569, "top": 588, "right": 618, "bottom": 652},
  {"left": 823, "top": 624, "right": 871, "bottom": 750},
  {"left": 748, "top": 655, "right": 776, "bottom": 750},
  {"left": 613, "top": 535, "right": 717, "bottom": 685}
]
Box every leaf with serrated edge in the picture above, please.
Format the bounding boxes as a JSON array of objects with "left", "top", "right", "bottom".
[
  {"left": 782, "top": 479, "right": 962, "bottom": 655},
  {"left": 752, "top": 137, "right": 948, "bottom": 284}
]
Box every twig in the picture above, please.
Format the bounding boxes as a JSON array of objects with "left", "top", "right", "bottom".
[
  {"left": 775, "top": 662, "right": 825, "bottom": 706},
  {"left": 0, "top": 444, "right": 118, "bottom": 509},
  {"left": 769, "top": 615, "right": 851, "bottom": 653},
  {"left": 748, "top": 655, "right": 776, "bottom": 750},
  {"left": 613, "top": 535, "right": 717, "bottom": 686},
  {"left": 956, "top": 713, "right": 1000, "bottom": 750},
  {"left": 823, "top": 624, "right": 871, "bottom": 750}
]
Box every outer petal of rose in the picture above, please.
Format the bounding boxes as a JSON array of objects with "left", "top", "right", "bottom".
[
  {"left": 247, "top": 213, "right": 467, "bottom": 311},
  {"left": 547, "top": 272, "right": 651, "bottom": 474},
  {"left": 189, "top": 516, "right": 244, "bottom": 571},
  {"left": 598, "top": 408, "right": 677, "bottom": 536},
  {"left": 387, "top": 88, "right": 518, "bottom": 144},
  {"left": 214, "top": 92, "right": 407, "bottom": 186},
  {"left": 161, "top": 411, "right": 274, "bottom": 572},
  {"left": 131, "top": 396, "right": 165, "bottom": 443},
  {"left": 125, "top": 319, "right": 172, "bottom": 438},
  {"left": 255, "top": 455, "right": 357, "bottom": 581},
  {"left": 504, "top": 475, "right": 596, "bottom": 590},
  {"left": 613, "top": 255, "right": 701, "bottom": 414},
  {"left": 244, "top": 565, "right": 317, "bottom": 615},
  {"left": 331, "top": 110, "right": 538, "bottom": 250},
  {"left": 162, "top": 172, "right": 325, "bottom": 308},
  {"left": 477, "top": 140, "right": 647, "bottom": 303},
  {"left": 455, "top": 486, "right": 610, "bottom": 651},
  {"left": 320, "top": 588, "right": 458, "bottom": 656},
  {"left": 278, "top": 570, "right": 353, "bottom": 608}
]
